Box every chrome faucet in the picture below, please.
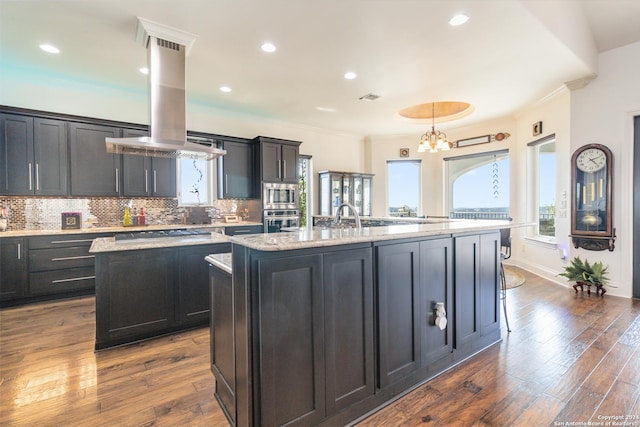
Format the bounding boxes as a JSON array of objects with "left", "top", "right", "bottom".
[{"left": 333, "top": 203, "right": 361, "bottom": 230}]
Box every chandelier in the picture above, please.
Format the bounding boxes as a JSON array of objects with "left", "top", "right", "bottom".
[{"left": 417, "top": 103, "right": 453, "bottom": 153}]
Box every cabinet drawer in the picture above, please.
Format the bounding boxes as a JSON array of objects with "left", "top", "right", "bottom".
[
  {"left": 29, "top": 247, "right": 95, "bottom": 272},
  {"left": 29, "top": 267, "right": 95, "bottom": 295},
  {"left": 29, "top": 234, "right": 109, "bottom": 249},
  {"left": 225, "top": 225, "right": 263, "bottom": 236}
]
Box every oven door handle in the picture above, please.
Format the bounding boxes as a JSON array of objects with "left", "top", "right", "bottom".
[{"left": 266, "top": 216, "right": 299, "bottom": 221}]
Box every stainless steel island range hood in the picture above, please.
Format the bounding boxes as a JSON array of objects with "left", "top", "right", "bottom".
[{"left": 106, "top": 17, "right": 225, "bottom": 161}]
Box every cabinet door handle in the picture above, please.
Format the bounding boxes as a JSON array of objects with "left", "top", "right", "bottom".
[
  {"left": 52, "top": 276, "right": 95, "bottom": 284},
  {"left": 51, "top": 255, "right": 95, "bottom": 262},
  {"left": 225, "top": 174, "right": 228, "bottom": 193},
  {"left": 153, "top": 170, "right": 157, "bottom": 193},
  {"left": 115, "top": 168, "right": 119, "bottom": 193},
  {"left": 35, "top": 163, "right": 40, "bottom": 190},
  {"left": 17, "top": 243, "right": 21, "bottom": 260},
  {"left": 145, "top": 169, "right": 149, "bottom": 193},
  {"left": 277, "top": 160, "right": 281, "bottom": 179},
  {"left": 28, "top": 163, "right": 33, "bottom": 190},
  {"left": 283, "top": 160, "right": 286, "bottom": 179},
  {"left": 51, "top": 239, "right": 94, "bottom": 244}
]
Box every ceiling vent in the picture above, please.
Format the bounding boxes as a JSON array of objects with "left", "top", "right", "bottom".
[{"left": 359, "top": 93, "right": 380, "bottom": 101}]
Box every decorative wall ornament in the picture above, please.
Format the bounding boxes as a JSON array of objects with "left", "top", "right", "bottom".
[{"left": 455, "top": 132, "right": 510, "bottom": 148}]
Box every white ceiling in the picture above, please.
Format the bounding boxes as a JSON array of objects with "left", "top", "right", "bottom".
[{"left": 1, "top": 0, "right": 640, "bottom": 136}]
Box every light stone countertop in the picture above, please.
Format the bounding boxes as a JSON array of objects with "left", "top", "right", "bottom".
[
  {"left": 0, "top": 221, "right": 263, "bottom": 238},
  {"left": 89, "top": 232, "right": 230, "bottom": 253},
  {"left": 205, "top": 253, "right": 232, "bottom": 275},
  {"left": 230, "top": 220, "right": 531, "bottom": 252}
]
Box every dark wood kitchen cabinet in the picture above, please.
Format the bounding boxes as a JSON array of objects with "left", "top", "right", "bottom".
[
  {"left": 376, "top": 236, "right": 453, "bottom": 387},
  {"left": 69, "top": 122, "right": 122, "bottom": 196},
  {"left": 0, "top": 113, "right": 68, "bottom": 196},
  {"left": 376, "top": 240, "right": 421, "bottom": 387},
  {"left": 122, "top": 129, "right": 176, "bottom": 197},
  {"left": 254, "top": 136, "right": 301, "bottom": 183},
  {"left": 94, "top": 241, "right": 231, "bottom": 349},
  {"left": 177, "top": 244, "right": 230, "bottom": 325},
  {"left": 0, "top": 237, "right": 27, "bottom": 300},
  {"left": 217, "top": 137, "right": 255, "bottom": 199},
  {"left": 454, "top": 232, "right": 501, "bottom": 354},
  {"left": 28, "top": 233, "right": 111, "bottom": 297},
  {"left": 323, "top": 247, "right": 374, "bottom": 414},
  {"left": 96, "top": 248, "right": 174, "bottom": 348},
  {"left": 218, "top": 244, "right": 373, "bottom": 426}
]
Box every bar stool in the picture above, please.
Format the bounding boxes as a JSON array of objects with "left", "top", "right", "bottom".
[{"left": 499, "top": 228, "right": 512, "bottom": 332}]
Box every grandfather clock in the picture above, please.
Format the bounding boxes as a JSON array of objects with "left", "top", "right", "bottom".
[{"left": 570, "top": 144, "right": 615, "bottom": 251}]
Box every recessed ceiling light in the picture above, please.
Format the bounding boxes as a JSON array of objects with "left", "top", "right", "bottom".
[
  {"left": 39, "top": 44, "right": 60, "bottom": 54},
  {"left": 139, "top": 67, "right": 149, "bottom": 75},
  {"left": 316, "top": 106, "right": 336, "bottom": 113},
  {"left": 220, "top": 86, "right": 232, "bottom": 93},
  {"left": 344, "top": 71, "right": 357, "bottom": 80},
  {"left": 261, "top": 42, "right": 277, "bottom": 53},
  {"left": 449, "top": 14, "right": 469, "bottom": 26}
]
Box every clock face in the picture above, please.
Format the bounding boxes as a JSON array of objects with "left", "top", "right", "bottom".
[{"left": 576, "top": 148, "right": 606, "bottom": 172}]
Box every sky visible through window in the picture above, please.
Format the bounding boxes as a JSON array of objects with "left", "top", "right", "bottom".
[
  {"left": 388, "top": 161, "right": 420, "bottom": 213},
  {"left": 453, "top": 160, "right": 510, "bottom": 210}
]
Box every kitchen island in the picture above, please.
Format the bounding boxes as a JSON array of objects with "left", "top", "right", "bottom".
[
  {"left": 90, "top": 232, "right": 232, "bottom": 350},
  {"left": 210, "top": 220, "right": 519, "bottom": 426}
]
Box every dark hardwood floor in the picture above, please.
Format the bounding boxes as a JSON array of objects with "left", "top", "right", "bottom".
[{"left": 1, "top": 268, "right": 639, "bottom": 426}]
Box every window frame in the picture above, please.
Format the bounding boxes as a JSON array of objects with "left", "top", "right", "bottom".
[
  {"left": 386, "top": 159, "right": 422, "bottom": 217},
  {"left": 177, "top": 157, "right": 215, "bottom": 207},
  {"left": 527, "top": 134, "right": 556, "bottom": 241},
  {"left": 444, "top": 149, "right": 510, "bottom": 219}
]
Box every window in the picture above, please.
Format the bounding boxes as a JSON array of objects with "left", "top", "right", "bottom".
[
  {"left": 178, "top": 158, "right": 213, "bottom": 206},
  {"left": 387, "top": 160, "right": 421, "bottom": 217},
  {"left": 445, "top": 150, "right": 510, "bottom": 219},
  {"left": 528, "top": 135, "right": 556, "bottom": 237},
  {"left": 298, "top": 155, "right": 312, "bottom": 227}
]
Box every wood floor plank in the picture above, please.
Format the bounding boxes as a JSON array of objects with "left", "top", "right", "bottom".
[{"left": 1, "top": 268, "right": 639, "bottom": 426}]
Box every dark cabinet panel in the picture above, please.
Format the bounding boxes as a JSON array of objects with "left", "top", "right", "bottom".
[
  {"left": 95, "top": 249, "right": 174, "bottom": 346},
  {"left": 224, "top": 225, "right": 263, "bottom": 236},
  {"left": 210, "top": 264, "right": 235, "bottom": 424},
  {"left": 454, "top": 232, "right": 501, "bottom": 351},
  {"left": 254, "top": 137, "right": 301, "bottom": 183},
  {"left": 177, "top": 244, "right": 230, "bottom": 325},
  {"left": 122, "top": 128, "right": 176, "bottom": 197},
  {"left": 324, "top": 248, "right": 374, "bottom": 413},
  {"left": 376, "top": 241, "right": 421, "bottom": 387},
  {"left": 0, "top": 114, "right": 67, "bottom": 196},
  {"left": 257, "top": 254, "right": 326, "bottom": 426},
  {"left": 34, "top": 118, "right": 68, "bottom": 195},
  {"left": 217, "top": 138, "right": 254, "bottom": 199},
  {"left": 454, "top": 235, "right": 480, "bottom": 348},
  {"left": 281, "top": 144, "right": 298, "bottom": 183},
  {"left": 69, "top": 122, "right": 122, "bottom": 196},
  {"left": 479, "top": 232, "right": 500, "bottom": 337},
  {"left": 0, "top": 238, "right": 27, "bottom": 300},
  {"left": 419, "top": 238, "right": 453, "bottom": 366},
  {"left": 260, "top": 141, "right": 281, "bottom": 182}
]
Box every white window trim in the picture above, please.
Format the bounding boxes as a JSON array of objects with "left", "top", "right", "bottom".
[{"left": 527, "top": 134, "right": 556, "bottom": 242}]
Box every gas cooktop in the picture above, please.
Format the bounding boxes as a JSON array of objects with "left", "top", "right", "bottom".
[{"left": 114, "top": 229, "right": 211, "bottom": 241}]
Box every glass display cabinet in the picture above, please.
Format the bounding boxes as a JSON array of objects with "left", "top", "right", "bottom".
[{"left": 318, "top": 171, "right": 374, "bottom": 217}]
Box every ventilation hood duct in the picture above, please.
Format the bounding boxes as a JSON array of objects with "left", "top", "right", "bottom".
[{"left": 106, "top": 18, "right": 225, "bottom": 161}]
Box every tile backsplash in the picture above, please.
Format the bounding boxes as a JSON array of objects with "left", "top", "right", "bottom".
[{"left": 0, "top": 197, "right": 261, "bottom": 231}]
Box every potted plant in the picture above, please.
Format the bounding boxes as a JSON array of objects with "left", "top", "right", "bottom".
[{"left": 559, "top": 256, "right": 609, "bottom": 296}]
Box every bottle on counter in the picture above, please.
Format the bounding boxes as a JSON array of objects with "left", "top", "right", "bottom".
[
  {"left": 123, "top": 207, "right": 132, "bottom": 226},
  {"left": 138, "top": 208, "right": 146, "bottom": 226},
  {"left": 132, "top": 207, "right": 139, "bottom": 226}
]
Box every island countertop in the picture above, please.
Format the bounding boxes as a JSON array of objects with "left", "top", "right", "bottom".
[
  {"left": 229, "top": 219, "right": 530, "bottom": 251},
  {"left": 90, "top": 232, "right": 230, "bottom": 253}
]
